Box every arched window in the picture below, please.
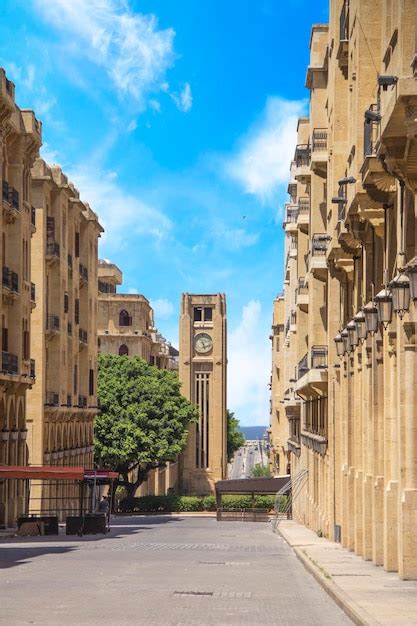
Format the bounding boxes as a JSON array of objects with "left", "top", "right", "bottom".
[
  {"left": 119, "top": 344, "right": 129, "bottom": 356},
  {"left": 119, "top": 309, "right": 131, "bottom": 326}
]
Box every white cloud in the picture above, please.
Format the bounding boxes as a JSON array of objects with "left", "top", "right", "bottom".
[
  {"left": 149, "top": 99, "right": 161, "bottom": 113},
  {"left": 34, "top": 96, "right": 57, "bottom": 117},
  {"left": 33, "top": 0, "right": 175, "bottom": 105},
  {"left": 5, "top": 62, "right": 36, "bottom": 90},
  {"left": 217, "top": 227, "right": 259, "bottom": 250},
  {"left": 151, "top": 298, "right": 175, "bottom": 320},
  {"left": 226, "top": 96, "right": 306, "bottom": 203},
  {"left": 228, "top": 301, "right": 271, "bottom": 426},
  {"left": 127, "top": 288, "right": 139, "bottom": 294},
  {"left": 67, "top": 164, "right": 172, "bottom": 251},
  {"left": 126, "top": 119, "right": 137, "bottom": 133},
  {"left": 171, "top": 82, "right": 192, "bottom": 112}
]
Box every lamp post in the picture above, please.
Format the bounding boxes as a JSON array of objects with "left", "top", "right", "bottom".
[
  {"left": 334, "top": 332, "right": 345, "bottom": 357},
  {"left": 375, "top": 288, "right": 393, "bottom": 329},
  {"left": 347, "top": 319, "right": 359, "bottom": 349},
  {"left": 389, "top": 272, "right": 410, "bottom": 319},
  {"left": 341, "top": 328, "right": 351, "bottom": 354},
  {"left": 405, "top": 256, "right": 417, "bottom": 300},
  {"left": 364, "top": 301, "right": 378, "bottom": 335},
  {"left": 354, "top": 309, "right": 367, "bottom": 343}
]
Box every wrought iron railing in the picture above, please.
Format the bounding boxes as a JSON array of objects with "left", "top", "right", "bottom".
[
  {"left": 2, "top": 351, "right": 18, "bottom": 375},
  {"left": 312, "top": 233, "right": 330, "bottom": 256},
  {"left": 297, "top": 353, "right": 308, "bottom": 379},
  {"left": 46, "top": 391, "right": 59, "bottom": 407},
  {"left": 31, "top": 282, "right": 36, "bottom": 302},
  {"left": 295, "top": 144, "right": 310, "bottom": 167},
  {"left": 46, "top": 241, "right": 60, "bottom": 258},
  {"left": 312, "top": 129, "right": 327, "bottom": 152},
  {"left": 30, "top": 359, "right": 35, "bottom": 379},
  {"left": 311, "top": 345, "right": 328, "bottom": 368},
  {"left": 298, "top": 197, "right": 310, "bottom": 215},
  {"left": 46, "top": 314, "right": 60, "bottom": 332}
]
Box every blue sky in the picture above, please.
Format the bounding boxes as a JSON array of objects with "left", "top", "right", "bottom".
[{"left": 0, "top": 0, "right": 327, "bottom": 425}]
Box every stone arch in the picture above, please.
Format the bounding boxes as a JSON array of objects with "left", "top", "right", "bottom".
[{"left": 119, "top": 344, "right": 129, "bottom": 356}]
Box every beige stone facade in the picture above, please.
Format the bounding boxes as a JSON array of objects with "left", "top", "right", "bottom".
[
  {"left": 26, "top": 158, "right": 103, "bottom": 515},
  {"left": 98, "top": 259, "right": 179, "bottom": 371},
  {"left": 179, "top": 293, "right": 227, "bottom": 495},
  {"left": 273, "top": 1, "right": 417, "bottom": 579},
  {"left": 0, "top": 69, "right": 41, "bottom": 527}
]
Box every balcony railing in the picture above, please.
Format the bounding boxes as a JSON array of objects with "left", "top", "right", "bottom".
[
  {"left": 286, "top": 207, "right": 298, "bottom": 223},
  {"left": 2, "top": 352, "right": 18, "bottom": 375},
  {"left": 79, "top": 263, "right": 88, "bottom": 283},
  {"left": 2, "top": 266, "right": 19, "bottom": 293},
  {"left": 2, "top": 181, "right": 19, "bottom": 210},
  {"left": 340, "top": 0, "right": 349, "bottom": 41},
  {"left": 46, "top": 314, "right": 60, "bottom": 332},
  {"left": 46, "top": 391, "right": 59, "bottom": 407},
  {"left": 295, "top": 144, "right": 310, "bottom": 167},
  {"left": 311, "top": 345, "right": 328, "bottom": 369},
  {"left": 30, "top": 282, "right": 36, "bottom": 303},
  {"left": 285, "top": 318, "right": 290, "bottom": 336},
  {"left": 312, "top": 129, "right": 327, "bottom": 152},
  {"left": 30, "top": 359, "right": 35, "bottom": 379},
  {"left": 46, "top": 241, "right": 60, "bottom": 259},
  {"left": 79, "top": 328, "right": 88, "bottom": 344},
  {"left": 66, "top": 395, "right": 72, "bottom": 407},
  {"left": 297, "top": 354, "right": 309, "bottom": 379},
  {"left": 312, "top": 233, "right": 330, "bottom": 256},
  {"left": 31, "top": 206, "right": 36, "bottom": 227},
  {"left": 295, "top": 277, "right": 308, "bottom": 300},
  {"left": 298, "top": 197, "right": 310, "bottom": 215},
  {"left": 78, "top": 395, "right": 87, "bottom": 408},
  {"left": 2, "top": 180, "right": 9, "bottom": 203}
]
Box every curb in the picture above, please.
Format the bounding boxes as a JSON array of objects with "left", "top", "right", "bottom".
[{"left": 278, "top": 528, "right": 381, "bottom": 626}]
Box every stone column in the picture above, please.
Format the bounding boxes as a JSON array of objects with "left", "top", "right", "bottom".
[{"left": 384, "top": 334, "right": 399, "bottom": 571}]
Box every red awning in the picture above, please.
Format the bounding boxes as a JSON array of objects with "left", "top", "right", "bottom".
[{"left": 0, "top": 465, "right": 85, "bottom": 480}]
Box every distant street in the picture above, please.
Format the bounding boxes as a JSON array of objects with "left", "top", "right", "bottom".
[
  {"left": 229, "top": 440, "right": 268, "bottom": 479},
  {"left": 0, "top": 516, "right": 352, "bottom": 625}
]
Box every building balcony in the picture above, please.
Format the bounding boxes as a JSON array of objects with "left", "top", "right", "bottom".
[
  {"left": 310, "top": 129, "right": 328, "bottom": 177},
  {"left": 290, "top": 311, "right": 297, "bottom": 333},
  {"left": 79, "top": 328, "right": 88, "bottom": 346},
  {"left": 45, "top": 391, "right": 59, "bottom": 407},
  {"left": 306, "top": 234, "right": 330, "bottom": 278},
  {"left": 294, "top": 144, "right": 311, "bottom": 183},
  {"left": 296, "top": 346, "right": 328, "bottom": 394},
  {"left": 284, "top": 205, "right": 298, "bottom": 234},
  {"left": 2, "top": 266, "right": 19, "bottom": 302},
  {"left": 2, "top": 180, "right": 20, "bottom": 223},
  {"left": 46, "top": 314, "right": 60, "bottom": 335},
  {"left": 297, "top": 197, "right": 310, "bottom": 232},
  {"left": 46, "top": 240, "right": 60, "bottom": 264},
  {"left": 295, "top": 277, "right": 309, "bottom": 311},
  {"left": 2, "top": 351, "right": 18, "bottom": 376},
  {"left": 79, "top": 263, "right": 88, "bottom": 285},
  {"left": 337, "top": 0, "right": 349, "bottom": 71},
  {"left": 30, "top": 359, "right": 35, "bottom": 379}
]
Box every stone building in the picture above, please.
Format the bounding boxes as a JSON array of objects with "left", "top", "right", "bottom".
[
  {"left": 273, "top": 1, "right": 417, "bottom": 579},
  {"left": 0, "top": 69, "right": 41, "bottom": 527},
  {"left": 97, "top": 259, "right": 179, "bottom": 370},
  {"left": 26, "top": 158, "right": 103, "bottom": 514},
  {"left": 179, "top": 293, "right": 227, "bottom": 495}
]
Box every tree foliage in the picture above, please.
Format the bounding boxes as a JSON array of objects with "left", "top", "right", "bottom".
[
  {"left": 95, "top": 354, "right": 198, "bottom": 495},
  {"left": 250, "top": 462, "right": 271, "bottom": 478},
  {"left": 227, "top": 410, "right": 245, "bottom": 462}
]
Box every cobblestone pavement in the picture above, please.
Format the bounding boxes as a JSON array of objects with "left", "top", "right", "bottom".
[{"left": 0, "top": 516, "right": 352, "bottom": 625}]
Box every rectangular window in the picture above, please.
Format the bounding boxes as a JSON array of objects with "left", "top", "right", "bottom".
[
  {"left": 203, "top": 307, "right": 212, "bottom": 321},
  {"left": 64, "top": 293, "right": 69, "bottom": 313},
  {"left": 74, "top": 299, "right": 79, "bottom": 324},
  {"left": 46, "top": 216, "right": 55, "bottom": 240},
  {"left": 75, "top": 232, "right": 80, "bottom": 257},
  {"left": 23, "top": 330, "right": 30, "bottom": 361},
  {"left": 193, "top": 307, "right": 202, "bottom": 322},
  {"left": 2, "top": 326, "right": 8, "bottom": 352},
  {"left": 89, "top": 369, "right": 94, "bottom": 396},
  {"left": 74, "top": 364, "right": 78, "bottom": 394}
]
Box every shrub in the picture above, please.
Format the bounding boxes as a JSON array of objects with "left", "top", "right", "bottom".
[
  {"left": 118, "top": 493, "right": 279, "bottom": 513},
  {"left": 202, "top": 495, "right": 216, "bottom": 511},
  {"left": 177, "top": 496, "right": 204, "bottom": 512}
]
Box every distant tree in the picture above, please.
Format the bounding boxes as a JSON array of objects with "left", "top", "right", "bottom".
[
  {"left": 250, "top": 463, "right": 271, "bottom": 478},
  {"left": 95, "top": 354, "right": 199, "bottom": 497},
  {"left": 227, "top": 410, "right": 245, "bottom": 462}
]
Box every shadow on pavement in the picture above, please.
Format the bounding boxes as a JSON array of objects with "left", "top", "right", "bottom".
[{"left": 0, "top": 515, "right": 183, "bottom": 568}]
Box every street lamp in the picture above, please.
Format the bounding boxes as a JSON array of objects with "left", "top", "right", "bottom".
[
  {"left": 404, "top": 256, "right": 417, "bottom": 301},
  {"left": 354, "top": 309, "right": 367, "bottom": 343},
  {"left": 334, "top": 332, "right": 345, "bottom": 357},
  {"left": 341, "top": 328, "right": 351, "bottom": 354},
  {"left": 363, "top": 301, "right": 378, "bottom": 335},
  {"left": 389, "top": 272, "right": 410, "bottom": 319},
  {"left": 375, "top": 288, "right": 393, "bottom": 329},
  {"left": 347, "top": 319, "right": 359, "bottom": 349}
]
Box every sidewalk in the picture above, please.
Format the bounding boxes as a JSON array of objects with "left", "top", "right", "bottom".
[{"left": 278, "top": 520, "right": 417, "bottom": 626}]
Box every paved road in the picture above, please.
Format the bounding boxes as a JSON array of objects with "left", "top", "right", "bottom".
[
  {"left": 0, "top": 516, "right": 352, "bottom": 625},
  {"left": 230, "top": 441, "right": 267, "bottom": 479}
]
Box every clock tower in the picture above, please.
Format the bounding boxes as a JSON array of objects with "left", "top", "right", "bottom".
[{"left": 179, "top": 293, "right": 227, "bottom": 495}]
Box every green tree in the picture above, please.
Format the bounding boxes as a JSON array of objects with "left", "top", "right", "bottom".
[
  {"left": 227, "top": 410, "right": 245, "bottom": 462},
  {"left": 250, "top": 462, "right": 270, "bottom": 478},
  {"left": 95, "top": 354, "right": 198, "bottom": 497}
]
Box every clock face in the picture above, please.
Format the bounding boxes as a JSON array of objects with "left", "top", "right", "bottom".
[{"left": 194, "top": 332, "right": 213, "bottom": 354}]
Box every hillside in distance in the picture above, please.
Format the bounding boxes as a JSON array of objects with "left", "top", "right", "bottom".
[{"left": 239, "top": 426, "right": 268, "bottom": 441}]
